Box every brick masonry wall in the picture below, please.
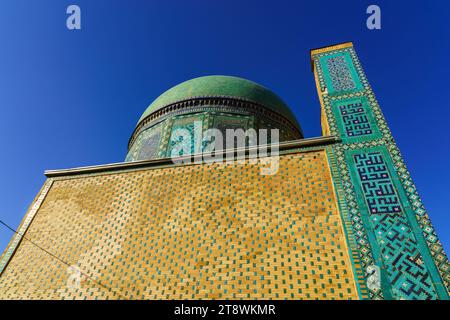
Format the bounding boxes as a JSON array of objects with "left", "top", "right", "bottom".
[{"left": 0, "top": 151, "right": 358, "bottom": 300}]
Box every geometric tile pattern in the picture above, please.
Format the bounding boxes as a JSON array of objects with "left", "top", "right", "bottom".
[
  {"left": 350, "top": 149, "right": 439, "bottom": 299},
  {"left": 331, "top": 96, "right": 382, "bottom": 143},
  {"left": 166, "top": 114, "right": 204, "bottom": 157},
  {"left": 0, "top": 151, "right": 358, "bottom": 300},
  {"left": 210, "top": 114, "right": 251, "bottom": 150},
  {"left": 316, "top": 49, "right": 367, "bottom": 96},
  {"left": 330, "top": 141, "right": 450, "bottom": 300},
  {"left": 339, "top": 102, "right": 372, "bottom": 137},
  {"left": 372, "top": 214, "right": 438, "bottom": 299},
  {"left": 326, "top": 55, "right": 356, "bottom": 92},
  {"left": 126, "top": 122, "right": 164, "bottom": 162},
  {"left": 327, "top": 92, "right": 390, "bottom": 143},
  {"left": 330, "top": 144, "right": 385, "bottom": 299},
  {"left": 312, "top": 43, "right": 450, "bottom": 299},
  {"left": 354, "top": 152, "right": 402, "bottom": 214},
  {"left": 213, "top": 114, "right": 250, "bottom": 135},
  {"left": 388, "top": 144, "right": 450, "bottom": 292},
  {"left": 127, "top": 108, "right": 297, "bottom": 162},
  {"left": 126, "top": 104, "right": 300, "bottom": 162},
  {"left": 137, "top": 125, "right": 163, "bottom": 160}
]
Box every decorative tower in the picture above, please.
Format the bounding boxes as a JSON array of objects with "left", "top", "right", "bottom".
[{"left": 311, "top": 42, "right": 449, "bottom": 299}]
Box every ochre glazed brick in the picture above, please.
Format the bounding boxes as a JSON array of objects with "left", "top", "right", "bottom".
[{"left": 0, "top": 151, "right": 358, "bottom": 299}]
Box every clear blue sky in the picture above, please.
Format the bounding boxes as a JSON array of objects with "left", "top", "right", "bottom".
[{"left": 0, "top": 0, "right": 449, "bottom": 255}]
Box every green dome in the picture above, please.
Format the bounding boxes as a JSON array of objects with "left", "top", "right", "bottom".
[{"left": 138, "top": 75, "right": 300, "bottom": 129}]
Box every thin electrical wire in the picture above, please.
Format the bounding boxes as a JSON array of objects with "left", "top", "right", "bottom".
[{"left": 0, "top": 219, "right": 128, "bottom": 300}]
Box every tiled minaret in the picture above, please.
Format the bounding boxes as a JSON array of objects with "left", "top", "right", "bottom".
[{"left": 311, "top": 42, "right": 449, "bottom": 299}]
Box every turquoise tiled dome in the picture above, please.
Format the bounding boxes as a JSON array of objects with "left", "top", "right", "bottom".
[{"left": 137, "top": 75, "right": 300, "bottom": 129}]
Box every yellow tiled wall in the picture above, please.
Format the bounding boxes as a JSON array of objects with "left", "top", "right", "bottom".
[{"left": 0, "top": 151, "right": 358, "bottom": 299}]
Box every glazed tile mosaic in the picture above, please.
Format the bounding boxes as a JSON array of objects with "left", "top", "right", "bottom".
[
  {"left": 331, "top": 97, "right": 381, "bottom": 142},
  {"left": 319, "top": 51, "right": 362, "bottom": 95},
  {"left": 326, "top": 55, "right": 356, "bottom": 92},
  {"left": 311, "top": 42, "right": 449, "bottom": 299},
  {"left": 353, "top": 152, "right": 402, "bottom": 215}
]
